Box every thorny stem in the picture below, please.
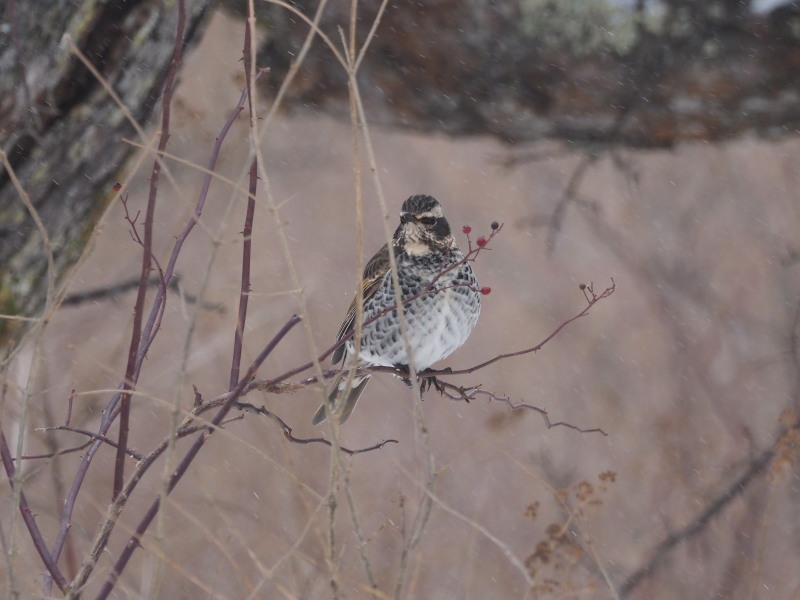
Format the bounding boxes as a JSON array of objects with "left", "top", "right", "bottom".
[
  {"left": 72, "top": 316, "right": 302, "bottom": 600},
  {"left": 418, "top": 279, "right": 616, "bottom": 377},
  {"left": 113, "top": 0, "right": 187, "bottom": 501},
  {"left": 436, "top": 382, "right": 608, "bottom": 435},
  {"left": 0, "top": 429, "right": 68, "bottom": 592},
  {"left": 50, "top": 41, "right": 257, "bottom": 594},
  {"left": 230, "top": 20, "right": 260, "bottom": 392},
  {"left": 235, "top": 402, "right": 398, "bottom": 456},
  {"left": 37, "top": 426, "right": 146, "bottom": 459}
]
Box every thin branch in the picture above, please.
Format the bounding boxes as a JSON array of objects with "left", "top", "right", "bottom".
[
  {"left": 428, "top": 280, "right": 616, "bottom": 377},
  {"left": 132, "top": 52, "right": 270, "bottom": 383},
  {"left": 230, "top": 21, "right": 260, "bottom": 392},
  {"left": 0, "top": 145, "right": 58, "bottom": 597},
  {"left": 79, "top": 53, "right": 252, "bottom": 502},
  {"left": 113, "top": 0, "right": 188, "bottom": 500},
  {"left": 435, "top": 382, "right": 607, "bottom": 436},
  {"left": 50, "top": 2, "right": 253, "bottom": 581},
  {"left": 16, "top": 441, "right": 92, "bottom": 461},
  {"left": 0, "top": 429, "right": 68, "bottom": 592},
  {"left": 235, "top": 402, "right": 398, "bottom": 456},
  {"left": 69, "top": 315, "right": 302, "bottom": 600},
  {"left": 35, "top": 426, "right": 144, "bottom": 460}
]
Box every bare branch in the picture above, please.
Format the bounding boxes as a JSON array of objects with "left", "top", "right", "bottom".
[
  {"left": 427, "top": 279, "right": 616, "bottom": 377},
  {"left": 113, "top": 0, "right": 188, "bottom": 501},
  {"left": 0, "top": 429, "right": 68, "bottom": 592},
  {"left": 235, "top": 401, "right": 399, "bottom": 456},
  {"left": 229, "top": 20, "right": 260, "bottom": 393},
  {"left": 84, "top": 315, "right": 301, "bottom": 600},
  {"left": 435, "top": 382, "right": 607, "bottom": 436},
  {"left": 35, "top": 427, "right": 144, "bottom": 460}
]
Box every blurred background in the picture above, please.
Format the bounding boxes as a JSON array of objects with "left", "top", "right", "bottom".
[{"left": 2, "top": 2, "right": 800, "bottom": 598}]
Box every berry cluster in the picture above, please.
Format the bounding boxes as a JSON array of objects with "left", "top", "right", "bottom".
[{"left": 461, "top": 220, "right": 503, "bottom": 296}]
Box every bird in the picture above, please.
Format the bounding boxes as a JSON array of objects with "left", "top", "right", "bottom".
[{"left": 312, "top": 194, "right": 481, "bottom": 425}]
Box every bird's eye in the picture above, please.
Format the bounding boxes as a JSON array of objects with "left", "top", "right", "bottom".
[{"left": 419, "top": 217, "right": 437, "bottom": 226}]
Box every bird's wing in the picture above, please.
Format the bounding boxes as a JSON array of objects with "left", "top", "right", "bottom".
[{"left": 332, "top": 243, "right": 391, "bottom": 365}]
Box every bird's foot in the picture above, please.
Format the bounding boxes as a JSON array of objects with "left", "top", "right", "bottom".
[{"left": 419, "top": 369, "right": 448, "bottom": 395}]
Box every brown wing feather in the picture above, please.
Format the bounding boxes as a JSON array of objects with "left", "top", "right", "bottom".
[{"left": 332, "top": 243, "right": 391, "bottom": 364}]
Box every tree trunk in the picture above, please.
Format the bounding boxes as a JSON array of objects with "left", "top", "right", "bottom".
[{"left": 0, "top": 0, "right": 213, "bottom": 345}]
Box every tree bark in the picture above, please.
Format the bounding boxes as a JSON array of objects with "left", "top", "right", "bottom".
[
  {"left": 0, "top": 0, "right": 213, "bottom": 345},
  {"left": 252, "top": 0, "right": 800, "bottom": 146}
]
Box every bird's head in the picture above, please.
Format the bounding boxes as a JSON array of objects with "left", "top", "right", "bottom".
[{"left": 395, "top": 194, "right": 454, "bottom": 255}]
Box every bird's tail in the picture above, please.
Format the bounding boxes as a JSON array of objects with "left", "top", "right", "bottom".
[{"left": 312, "top": 372, "right": 371, "bottom": 425}]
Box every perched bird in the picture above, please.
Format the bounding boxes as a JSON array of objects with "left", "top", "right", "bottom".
[{"left": 313, "top": 194, "right": 481, "bottom": 425}]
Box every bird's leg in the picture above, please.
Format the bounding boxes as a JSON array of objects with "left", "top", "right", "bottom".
[
  {"left": 419, "top": 367, "right": 451, "bottom": 395},
  {"left": 394, "top": 364, "right": 413, "bottom": 387}
]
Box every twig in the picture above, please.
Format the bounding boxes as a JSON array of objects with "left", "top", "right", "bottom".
[
  {"left": 230, "top": 20, "right": 260, "bottom": 392},
  {"left": 70, "top": 315, "right": 302, "bottom": 599},
  {"left": 49, "top": 0, "right": 255, "bottom": 581},
  {"left": 0, "top": 429, "right": 68, "bottom": 592},
  {"left": 435, "top": 382, "right": 607, "bottom": 436},
  {"left": 424, "top": 279, "right": 615, "bottom": 377},
  {"left": 0, "top": 136, "right": 58, "bottom": 598},
  {"left": 35, "top": 426, "right": 144, "bottom": 460},
  {"left": 57, "top": 38, "right": 258, "bottom": 547},
  {"left": 113, "top": 0, "right": 187, "bottom": 501},
  {"left": 235, "top": 402, "right": 398, "bottom": 456},
  {"left": 16, "top": 441, "right": 92, "bottom": 461}
]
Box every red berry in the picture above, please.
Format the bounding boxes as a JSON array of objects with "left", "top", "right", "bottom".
[
  {"left": 462, "top": 225, "right": 472, "bottom": 234},
  {"left": 113, "top": 182, "right": 122, "bottom": 191},
  {"left": 480, "top": 286, "right": 491, "bottom": 295},
  {"left": 476, "top": 237, "right": 487, "bottom": 247}
]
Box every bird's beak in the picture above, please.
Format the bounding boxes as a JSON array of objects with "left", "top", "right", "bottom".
[{"left": 400, "top": 213, "right": 417, "bottom": 224}]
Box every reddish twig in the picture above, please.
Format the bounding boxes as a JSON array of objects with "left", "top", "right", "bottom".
[
  {"left": 420, "top": 279, "right": 616, "bottom": 377},
  {"left": 230, "top": 21, "right": 259, "bottom": 392},
  {"left": 92, "top": 315, "right": 302, "bottom": 600},
  {"left": 236, "top": 401, "right": 399, "bottom": 455},
  {"left": 37, "top": 427, "right": 145, "bottom": 460},
  {"left": 435, "top": 382, "right": 607, "bottom": 435},
  {"left": 229, "top": 161, "right": 257, "bottom": 392},
  {"left": 113, "top": 0, "right": 187, "bottom": 501},
  {"left": 0, "top": 429, "right": 68, "bottom": 592},
  {"left": 50, "top": 62, "right": 261, "bottom": 594},
  {"left": 133, "top": 70, "right": 267, "bottom": 373}
]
